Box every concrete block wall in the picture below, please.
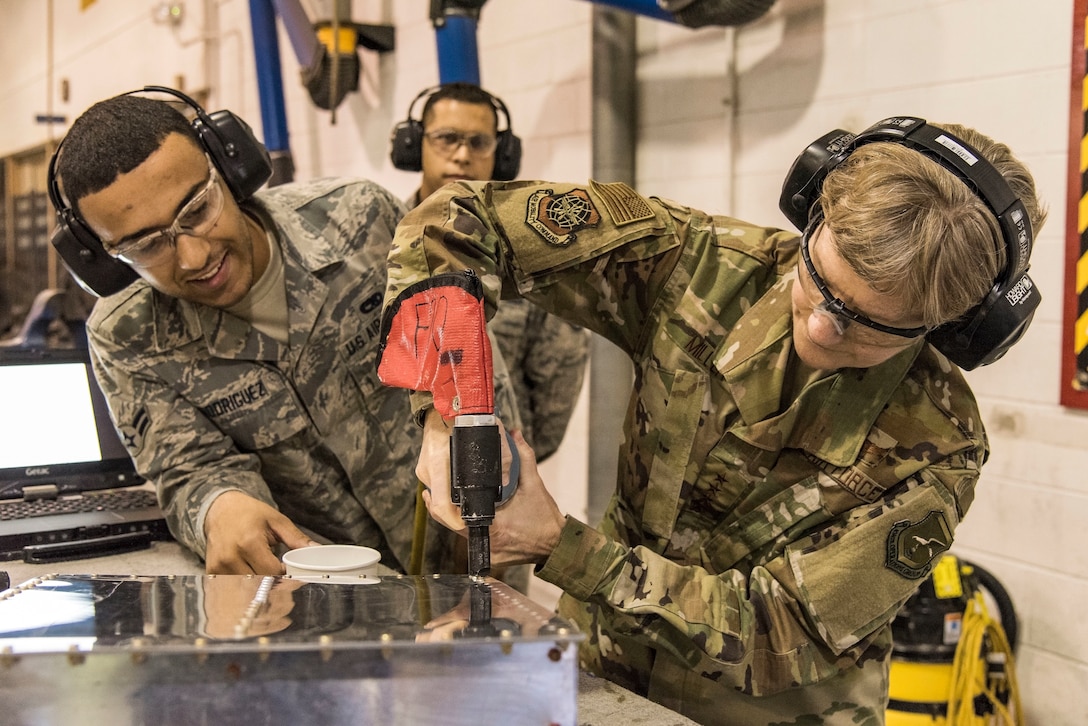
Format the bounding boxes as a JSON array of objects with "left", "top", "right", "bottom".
[{"left": 1, "top": 0, "right": 1085, "bottom": 722}]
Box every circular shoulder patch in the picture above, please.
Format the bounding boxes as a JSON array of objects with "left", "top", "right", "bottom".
[{"left": 525, "top": 188, "right": 600, "bottom": 247}]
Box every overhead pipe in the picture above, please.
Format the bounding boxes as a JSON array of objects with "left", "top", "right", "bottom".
[
  {"left": 270, "top": 0, "right": 321, "bottom": 70},
  {"left": 426, "top": 0, "right": 777, "bottom": 101},
  {"left": 248, "top": 0, "right": 394, "bottom": 184},
  {"left": 584, "top": 0, "right": 672, "bottom": 22},
  {"left": 431, "top": 0, "right": 485, "bottom": 84},
  {"left": 585, "top": 6, "right": 637, "bottom": 526},
  {"left": 247, "top": 0, "right": 294, "bottom": 185}
]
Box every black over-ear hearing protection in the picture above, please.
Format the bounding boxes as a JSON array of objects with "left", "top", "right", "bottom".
[
  {"left": 778, "top": 116, "right": 1038, "bottom": 370},
  {"left": 389, "top": 84, "right": 522, "bottom": 181},
  {"left": 47, "top": 85, "right": 273, "bottom": 297}
]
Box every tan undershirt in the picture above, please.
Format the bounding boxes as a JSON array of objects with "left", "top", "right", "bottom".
[{"left": 226, "top": 230, "right": 289, "bottom": 344}]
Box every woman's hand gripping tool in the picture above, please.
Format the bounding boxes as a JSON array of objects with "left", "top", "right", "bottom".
[{"left": 377, "top": 270, "right": 518, "bottom": 578}]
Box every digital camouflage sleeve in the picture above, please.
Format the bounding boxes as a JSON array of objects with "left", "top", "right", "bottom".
[{"left": 384, "top": 179, "right": 987, "bottom": 725}]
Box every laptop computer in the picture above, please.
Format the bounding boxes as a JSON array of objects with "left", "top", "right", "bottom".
[{"left": 0, "top": 346, "right": 171, "bottom": 563}]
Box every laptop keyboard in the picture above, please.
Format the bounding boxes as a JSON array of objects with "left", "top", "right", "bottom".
[{"left": 0, "top": 489, "right": 159, "bottom": 521}]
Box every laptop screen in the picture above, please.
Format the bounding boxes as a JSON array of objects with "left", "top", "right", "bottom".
[{"left": 0, "top": 347, "right": 141, "bottom": 499}]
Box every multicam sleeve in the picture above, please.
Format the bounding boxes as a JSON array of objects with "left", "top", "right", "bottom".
[
  {"left": 539, "top": 456, "right": 978, "bottom": 696},
  {"left": 383, "top": 179, "right": 680, "bottom": 357}
]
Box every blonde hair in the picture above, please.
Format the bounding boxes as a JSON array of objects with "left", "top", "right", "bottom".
[{"left": 820, "top": 124, "right": 1047, "bottom": 328}]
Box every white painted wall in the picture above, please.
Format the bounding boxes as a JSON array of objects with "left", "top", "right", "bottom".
[{"left": 2, "top": 0, "right": 1085, "bottom": 722}]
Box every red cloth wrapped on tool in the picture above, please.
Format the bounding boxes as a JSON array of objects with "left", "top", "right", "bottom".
[{"left": 377, "top": 271, "right": 494, "bottom": 417}]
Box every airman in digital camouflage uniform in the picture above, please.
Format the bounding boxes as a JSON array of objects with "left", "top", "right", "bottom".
[
  {"left": 401, "top": 82, "right": 589, "bottom": 462},
  {"left": 380, "top": 119, "right": 1046, "bottom": 724},
  {"left": 51, "top": 92, "right": 522, "bottom": 576}
]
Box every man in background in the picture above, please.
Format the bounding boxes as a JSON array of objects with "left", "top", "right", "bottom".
[{"left": 393, "top": 82, "right": 589, "bottom": 463}]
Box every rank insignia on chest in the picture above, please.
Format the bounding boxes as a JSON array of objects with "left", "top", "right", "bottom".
[
  {"left": 525, "top": 188, "right": 600, "bottom": 247},
  {"left": 885, "top": 510, "right": 952, "bottom": 579}
]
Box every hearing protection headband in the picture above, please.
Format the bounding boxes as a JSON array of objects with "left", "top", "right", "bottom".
[
  {"left": 779, "top": 116, "right": 1038, "bottom": 369},
  {"left": 47, "top": 86, "right": 271, "bottom": 297},
  {"left": 388, "top": 84, "right": 521, "bottom": 181}
]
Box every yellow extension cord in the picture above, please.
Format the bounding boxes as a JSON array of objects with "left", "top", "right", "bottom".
[{"left": 947, "top": 591, "right": 1023, "bottom": 725}]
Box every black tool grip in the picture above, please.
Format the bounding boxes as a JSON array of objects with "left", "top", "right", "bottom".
[{"left": 450, "top": 422, "right": 502, "bottom": 525}]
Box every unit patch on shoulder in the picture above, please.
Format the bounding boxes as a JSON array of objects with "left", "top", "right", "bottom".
[
  {"left": 885, "top": 511, "right": 952, "bottom": 579},
  {"left": 525, "top": 188, "right": 600, "bottom": 247}
]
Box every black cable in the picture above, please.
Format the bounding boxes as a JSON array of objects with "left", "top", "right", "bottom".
[{"left": 968, "top": 561, "right": 1019, "bottom": 654}]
